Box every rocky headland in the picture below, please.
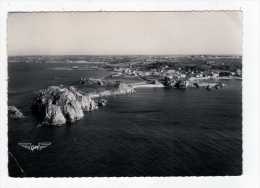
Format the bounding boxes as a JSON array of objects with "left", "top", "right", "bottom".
[{"left": 32, "top": 83, "right": 135, "bottom": 126}]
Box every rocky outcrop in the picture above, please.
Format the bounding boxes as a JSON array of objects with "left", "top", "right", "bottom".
[
  {"left": 32, "top": 83, "right": 135, "bottom": 126},
  {"left": 44, "top": 102, "right": 66, "bottom": 126},
  {"left": 162, "top": 76, "right": 188, "bottom": 89},
  {"left": 97, "top": 99, "right": 108, "bottom": 107},
  {"left": 32, "top": 86, "right": 98, "bottom": 126},
  {"left": 8, "top": 106, "right": 25, "bottom": 119}
]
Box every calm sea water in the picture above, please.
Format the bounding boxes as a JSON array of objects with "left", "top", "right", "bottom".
[{"left": 8, "top": 62, "right": 242, "bottom": 177}]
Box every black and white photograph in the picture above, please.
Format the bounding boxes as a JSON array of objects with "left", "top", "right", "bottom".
[{"left": 7, "top": 11, "right": 243, "bottom": 177}]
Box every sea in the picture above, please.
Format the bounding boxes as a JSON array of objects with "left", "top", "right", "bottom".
[{"left": 8, "top": 60, "right": 242, "bottom": 177}]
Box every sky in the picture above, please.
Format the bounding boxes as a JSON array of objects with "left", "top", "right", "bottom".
[{"left": 8, "top": 11, "right": 242, "bottom": 56}]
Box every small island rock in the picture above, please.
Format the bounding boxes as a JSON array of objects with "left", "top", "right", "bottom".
[
  {"left": 8, "top": 106, "right": 25, "bottom": 119},
  {"left": 32, "top": 86, "right": 98, "bottom": 126}
]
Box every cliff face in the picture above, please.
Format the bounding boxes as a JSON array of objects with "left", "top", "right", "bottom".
[{"left": 32, "top": 86, "right": 98, "bottom": 126}]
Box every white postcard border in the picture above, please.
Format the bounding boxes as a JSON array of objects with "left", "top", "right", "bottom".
[{"left": 0, "top": 1, "right": 259, "bottom": 188}]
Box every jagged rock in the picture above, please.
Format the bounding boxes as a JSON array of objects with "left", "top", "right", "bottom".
[
  {"left": 162, "top": 76, "right": 188, "bottom": 89},
  {"left": 162, "top": 76, "right": 176, "bottom": 88},
  {"left": 174, "top": 80, "right": 188, "bottom": 89},
  {"left": 32, "top": 83, "right": 134, "bottom": 126},
  {"left": 193, "top": 83, "right": 200, "bottom": 88},
  {"left": 43, "top": 102, "right": 66, "bottom": 126},
  {"left": 206, "top": 85, "right": 212, "bottom": 91},
  {"left": 32, "top": 86, "right": 98, "bottom": 126},
  {"left": 97, "top": 99, "right": 108, "bottom": 107},
  {"left": 8, "top": 106, "right": 25, "bottom": 119}
]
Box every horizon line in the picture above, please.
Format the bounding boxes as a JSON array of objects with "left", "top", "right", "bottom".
[{"left": 8, "top": 54, "right": 242, "bottom": 57}]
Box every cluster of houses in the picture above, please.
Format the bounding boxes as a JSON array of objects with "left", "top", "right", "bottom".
[
  {"left": 112, "top": 66, "right": 242, "bottom": 81},
  {"left": 108, "top": 65, "right": 242, "bottom": 90}
]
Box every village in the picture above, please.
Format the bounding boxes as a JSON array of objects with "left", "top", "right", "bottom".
[{"left": 108, "top": 61, "right": 242, "bottom": 90}]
